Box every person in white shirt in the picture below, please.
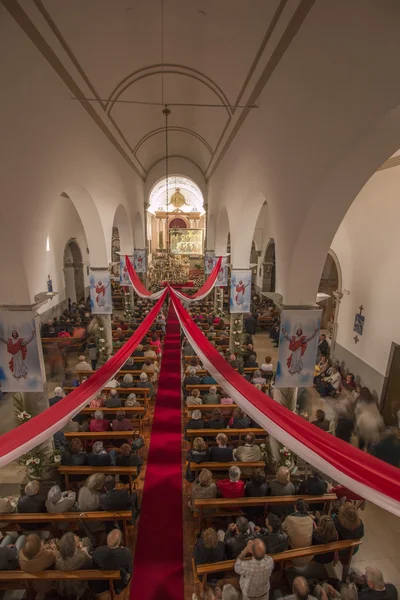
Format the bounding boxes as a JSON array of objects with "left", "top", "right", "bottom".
[
  {"left": 75, "top": 355, "right": 92, "bottom": 372},
  {"left": 320, "top": 366, "right": 341, "bottom": 397},
  {"left": 260, "top": 356, "right": 274, "bottom": 373}
]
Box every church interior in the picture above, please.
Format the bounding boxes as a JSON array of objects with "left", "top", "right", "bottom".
[{"left": 0, "top": 1, "right": 400, "bottom": 599}]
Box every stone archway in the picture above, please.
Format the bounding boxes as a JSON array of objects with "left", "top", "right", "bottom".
[{"left": 63, "top": 239, "right": 85, "bottom": 304}]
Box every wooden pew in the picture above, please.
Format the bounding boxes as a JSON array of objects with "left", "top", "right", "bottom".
[
  {"left": 186, "top": 429, "right": 266, "bottom": 445},
  {"left": 190, "top": 461, "right": 265, "bottom": 479},
  {"left": 64, "top": 431, "right": 135, "bottom": 452},
  {"left": 64, "top": 387, "right": 150, "bottom": 409},
  {"left": 185, "top": 404, "right": 238, "bottom": 416},
  {"left": 0, "top": 511, "right": 132, "bottom": 546},
  {"left": 193, "top": 539, "right": 362, "bottom": 589},
  {"left": 0, "top": 570, "right": 121, "bottom": 599},
  {"left": 79, "top": 406, "right": 146, "bottom": 433},
  {"left": 58, "top": 465, "right": 138, "bottom": 494},
  {"left": 194, "top": 493, "right": 337, "bottom": 530}
]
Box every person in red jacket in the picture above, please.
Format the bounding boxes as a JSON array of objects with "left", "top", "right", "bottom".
[
  {"left": 217, "top": 466, "right": 245, "bottom": 498},
  {"left": 89, "top": 410, "right": 110, "bottom": 432}
]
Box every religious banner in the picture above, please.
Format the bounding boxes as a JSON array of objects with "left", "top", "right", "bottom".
[
  {"left": 0, "top": 311, "right": 43, "bottom": 392},
  {"left": 204, "top": 251, "right": 216, "bottom": 275},
  {"left": 119, "top": 255, "right": 133, "bottom": 286},
  {"left": 89, "top": 269, "right": 112, "bottom": 314},
  {"left": 230, "top": 269, "right": 251, "bottom": 313},
  {"left": 215, "top": 256, "right": 228, "bottom": 287},
  {"left": 134, "top": 249, "right": 146, "bottom": 273},
  {"left": 275, "top": 310, "right": 321, "bottom": 388}
]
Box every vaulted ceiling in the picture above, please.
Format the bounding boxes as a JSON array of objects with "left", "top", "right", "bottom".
[{"left": 5, "top": 0, "right": 311, "bottom": 181}]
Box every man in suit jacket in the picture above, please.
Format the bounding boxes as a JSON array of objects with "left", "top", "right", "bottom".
[
  {"left": 49, "top": 386, "right": 64, "bottom": 407},
  {"left": 210, "top": 433, "right": 234, "bottom": 462},
  {"left": 17, "top": 481, "right": 49, "bottom": 530},
  {"left": 99, "top": 476, "right": 139, "bottom": 525}
]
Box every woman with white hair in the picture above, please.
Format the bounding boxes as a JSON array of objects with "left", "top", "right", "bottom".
[
  {"left": 120, "top": 373, "right": 134, "bottom": 388},
  {"left": 216, "top": 466, "right": 245, "bottom": 498},
  {"left": 185, "top": 410, "right": 206, "bottom": 441},
  {"left": 45, "top": 485, "right": 76, "bottom": 514},
  {"left": 49, "top": 386, "right": 65, "bottom": 407},
  {"left": 89, "top": 410, "right": 109, "bottom": 432},
  {"left": 136, "top": 372, "right": 154, "bottom": 396}
]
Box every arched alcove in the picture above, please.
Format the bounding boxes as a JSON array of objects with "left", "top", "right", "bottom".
[
  {"left": 318, "top": 251, "right": 341, "bottom": 331},
  {"left": 63, "top": 239, "right": 85, "bottom": 303},
  {"left": 113, "top": 204, "right": 133, "bottom": 254},
  {"left": 262, "top": 239, "right": 276, "bottom": 293}
]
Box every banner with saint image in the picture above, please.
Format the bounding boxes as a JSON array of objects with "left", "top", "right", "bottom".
[
  {"left": 275, "top": 309, "right": 321, "bottom": 388},
  {"left": 215, "top": 257, "right": 228, "bottom": 287},
  {"left": 0, "top": 311, "right": 43, "bottom": 392},
  {"left": 134, "top": 249, "right": 146, "bottom": 273},
  {"left": 120, "top": 255, "right": 133, "bottom": 286},
  {"left": 90, "top": 269, "right": 112, "bottom": 314},
  {"left": 230, "top": 270, "right": 251, "bottom": 313},
  {"left": 204, "top": 251, "right": 216, "bottom": 275}
]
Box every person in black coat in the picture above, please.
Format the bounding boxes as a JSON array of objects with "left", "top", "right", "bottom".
[
  {"left": 183, "top": 369, "right": 202, "bottom": 396},
  {"left": 245, "top": 469, "right": 268, "bottom": 522},
  {"left": 256, "top": 513, "right": 289, "bottom": 554},
  {"left": 99, "top": 475, "right": 139, "bottom": 518},
  {"left": 206, "top": 409, "right": 226, "bottom": 430},
  {"left": 209, "top": 433, "right": 234, "bottom": 462},
  {"left": 298, "top": 470, "right": 329, "bottom": 511},
  {"left": 244, "top": 315, "right": 256, "bottom": 335},
  {"left": 17, "top": 481, "right": 49, "bottom": 530},
  {"left": 186, "top": 437, "right": 211, "bottom": 482},
  {"left": 224, "top": 517, "right": 255, "bottom": 559},
  {"left": 61, "top": 438, "right": 87, "bottom": 466},
  {"left": 244, "top": 355, "right": 259, "bottom": 369},
  {"left": 91, "top": 530, "right": 133, "bottom": 595},
  {"left": 87, "top": 442, "right": 116, "bottom": 467},
  {"left": 116, "top": 443, "right": 143, "bottom": 483},
  {"left": 185, "top": 410, "right": 206, "bottom": 441},
  {"left": 193, "top": 527, "right": 226, "bottom": 581}
]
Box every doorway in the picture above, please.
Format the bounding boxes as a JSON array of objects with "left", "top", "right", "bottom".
[
  {"left": 381, "top": 343, "right": 400, "bottom": 425},
  {"left": 262, "top": 240, "right": 275, "bottom": 292},
  {"left": 63, "top": 240, "right": 85, "bottom": 303}
]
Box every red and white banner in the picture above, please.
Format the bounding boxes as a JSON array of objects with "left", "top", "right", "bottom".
[
  {"left": 125, "top": 255, "right": 165, "bottom": 300},
  {"left": 126, "top": 254, "right": 222, "bottom": 303},
  {"left": 0, "top": 290, "right": 168, "bottom": 467},
  {"left": 170, "top": 291, "right": 400, "bottom": 517},
  {"left": 170, "top": 256, "right": 222, "bottom": 303}
]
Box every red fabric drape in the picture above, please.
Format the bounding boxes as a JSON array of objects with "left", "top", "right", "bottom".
[
  {"left": 170, "top": 290, "right": 400, "bottom": 516},
  {"left": 0, "top": 290, "right": 168, "bottom": 467},
  {"left": 125, "top": 255, "right": 222, "bottom": 302}
]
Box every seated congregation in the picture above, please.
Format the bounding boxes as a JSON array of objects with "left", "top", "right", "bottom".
[
  {"left": 0, "top": 291, "right": 166, "bottom": 597},
  {"left": 180, "top": 298, "right": 397, "bottom": 600}
]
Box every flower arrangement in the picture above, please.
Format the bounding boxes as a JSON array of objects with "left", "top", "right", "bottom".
[
  {"left": 230, "top": 314, "right": 244, "bottom": 355},
  {"left": 215, "top": 288, "right": 225, "bottom": 318},
  {"left": 95, "top": 320, "right": 109, "bottom": 364},
  {"left": 279, "top": 446, "right": 297, "bottom": 469},
  {"left": 13, "top": 394, "right": 62, "bottom": 479},
  {"left": 123, "top": 289, "right": 134, "bottom": 322}
]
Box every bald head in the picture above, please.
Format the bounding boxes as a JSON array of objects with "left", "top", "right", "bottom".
[
  {"left": 107, "top": 529, "right": 123, "bottom": 549},
  {"left": 292, "top": 577, "right": 309, "bottom": 600},
  {"left": 253, "top": 538, "right": 266, "bottom": 560}
]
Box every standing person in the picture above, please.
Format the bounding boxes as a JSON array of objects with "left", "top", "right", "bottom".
[
  {"left": 87, "top": 337, "right": 98, "bottom": 370},
  {"left": 318, "top": 333, "right": 329, "bottom": 357},
  {"left": 234, "top": 539, "right": 274, "bottom": 600},
  {"left": 311, "top": 409, "right": 330, "bottom": 432},
  {"left": 244, "top": 314, "right": 257, "bottom": 336}
]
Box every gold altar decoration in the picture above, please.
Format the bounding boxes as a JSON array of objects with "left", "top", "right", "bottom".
[
  {"left": 170, "top": 187, "right": 189, "bottom": 209},
  {"left": 170, "top": 229, "right": 203, "bottom": 255},
  {"left": 147, "top": 251, "right": 190, "bottom": 289}
]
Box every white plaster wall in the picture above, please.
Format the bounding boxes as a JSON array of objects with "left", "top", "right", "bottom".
[
  {"left": 38, "top": 198, "right": 90, "bottom": 315},
  {"left": 331, "top": 167, "right": 400, "bottom": 378}
]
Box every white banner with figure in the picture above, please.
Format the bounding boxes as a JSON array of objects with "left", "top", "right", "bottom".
[
  {"left": 90, "top": 269, "right": 112, "bottom": 314},
  {"left": 0, "top": 311, "right": 43, "bottom": 392},
  {"left": 204, "top": 251, "right": 216, "bottom": 275},
  {"left": 230, "top": 269, "right": 251, "bottom": 313},
  {"left": 215, "top": 256, "right": 228, "bottom": 287},
  {"left": 120, "top": 255, "right": 133, "bottom": 287},
  {"left": 275, "top": 310, "right": 321, "bottom": 388},
  {"left": 134, "top": 249, "right": 146, "bottom": 273}
]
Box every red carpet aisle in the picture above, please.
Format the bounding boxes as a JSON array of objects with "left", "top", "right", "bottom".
[{"left": 130, "top": 303, "right": 184, "bottom": 600}]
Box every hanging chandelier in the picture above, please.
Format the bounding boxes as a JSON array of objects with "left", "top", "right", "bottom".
[{"left": 147, "top": 105, "right": 191, "bottom": 289}]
